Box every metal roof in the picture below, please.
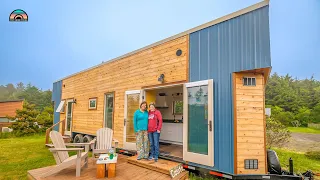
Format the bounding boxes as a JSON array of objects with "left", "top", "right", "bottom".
[{"left": 54, "top": 0, "right": 269, "bottom": 83}]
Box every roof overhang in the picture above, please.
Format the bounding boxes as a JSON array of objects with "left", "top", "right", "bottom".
[{"left": 235, "top": 66, "right": 272, "bottom": 84}]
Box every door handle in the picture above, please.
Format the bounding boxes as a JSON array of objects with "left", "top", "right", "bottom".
[{"left": 208, "top": 120, "right": 212, "bottom": 131}]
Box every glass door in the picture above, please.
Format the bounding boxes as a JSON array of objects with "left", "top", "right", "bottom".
[
  {"left": 183, "top": 79, "right": 214, "bottom": 166},
  {"left": 65, "top": 99, "right": 73, "bottom": 136},
  {"left": 124, "top": 90, "right": 142, "bottom": 150}
]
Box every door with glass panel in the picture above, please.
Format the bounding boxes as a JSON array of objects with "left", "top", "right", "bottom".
[
  {"left": 124, "top": 90, "right": 142, "bottom": 150},
  {"left": 183, "top": 79, "right": 214, "bottom": 166},
  {"left": 65, "top": 99, "right": 73, "bottom": 136}
]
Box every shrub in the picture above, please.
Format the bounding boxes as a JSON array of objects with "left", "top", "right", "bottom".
[
  {"left": 305, "top": 151, "right": 320, "bottom": 160},
  {"left": 266, "top": 117, "right": 291, "bottom": 148}
]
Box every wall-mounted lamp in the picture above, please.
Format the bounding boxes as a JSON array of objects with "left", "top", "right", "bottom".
[
  {"left": 158, "top": 74, "right": 165, "bottom": 83},
  {"left": 72, "top": 99, "right": 77, "bottom": 104}
]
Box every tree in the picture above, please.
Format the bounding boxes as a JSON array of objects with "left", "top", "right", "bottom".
[
  {"left": 7, "top": 101, "right": 40, "bottom": 136},
  {"left": 266, "top": 117, "right": 291, "bottom": 148},
  {"left": 36, "top": 105, "right": 54, "bottom": 129},
  {"left": 295, "top": 107, "right": 313, "bottom": 126},
  {"left": 311, "top": 103, "right": 320, "bottom": 124}
]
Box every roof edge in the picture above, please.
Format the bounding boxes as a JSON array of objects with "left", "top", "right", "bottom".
[
  {"left": 0, "top": 99, "right": 24, "bottom": 103},
  {"left": 54, "top": 0, "right": 269, "bottom": 83}
]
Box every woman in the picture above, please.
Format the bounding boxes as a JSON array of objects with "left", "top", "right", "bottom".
[
  {"left": 147, "top": 102, "right": 163, "bottom": 162},
  {"left": 133, "top": 101, "right": 149, "bottom": 160}
]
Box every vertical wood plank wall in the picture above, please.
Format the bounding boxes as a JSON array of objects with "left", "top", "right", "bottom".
[
  {"left": 234, "top": 73, "right": 266, "bottom": 174},
  {"left": 60, "top": 36, "right": 188, "bottom": 147}
]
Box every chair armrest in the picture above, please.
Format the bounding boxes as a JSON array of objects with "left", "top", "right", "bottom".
[
  {"left": 113, "top": 139, "right": 119, "bottom": 148},
  {"left": 65, "top": 143, "right": 92, "bottom": 146},
  {"left": 65, "top": 143, "right": 92, "bottom": 152},
  {"left": 90, "top": 138, "right": 97, "bottom": 150},
  {"left": 49, "top": 148, "right": 84, "bottom": 152}
]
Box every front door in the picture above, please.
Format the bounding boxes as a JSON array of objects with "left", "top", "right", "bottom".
[
  {"left": 65, "top": 99, "right": 73, "bottom": 136},
  {"left": 183, "top": 79, "right": 214, "bottom": 166},
  {"left": 124, "top": 90, "right": 143, "bottom": 150}
]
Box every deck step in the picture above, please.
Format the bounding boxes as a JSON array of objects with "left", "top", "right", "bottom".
[{"left": 127, "top": 155, "right": 186, "bottom": 179}]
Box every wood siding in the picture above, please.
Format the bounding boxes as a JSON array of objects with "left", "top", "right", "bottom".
[
  {"left": 60, "top": 36, "right": 188, "bottom": 147},
  {"left": 234, "top": 73, "right": 266, "bottom": 174},
  {"left": 0, "top": 101, "right": 23, "bottom": 118}
]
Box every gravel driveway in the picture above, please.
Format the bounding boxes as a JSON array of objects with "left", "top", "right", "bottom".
[{"left": 283, "top": 132, "right": 320, "bottom": 152}]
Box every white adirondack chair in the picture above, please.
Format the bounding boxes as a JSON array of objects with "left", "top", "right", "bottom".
[
  {"left": 91, "top": 128, "right": 119, "bottom": 162},
  {"left": 42, "top": 131, "right": 91, "bottom": 177}
]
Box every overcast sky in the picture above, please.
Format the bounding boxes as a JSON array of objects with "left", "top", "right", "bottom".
[{"left": 0, "top": 0, "right": 319, "bottom": 90}]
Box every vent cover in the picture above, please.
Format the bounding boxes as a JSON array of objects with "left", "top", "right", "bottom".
[{"left": 244, "top": 159, "right": 258, "bottom": 169}]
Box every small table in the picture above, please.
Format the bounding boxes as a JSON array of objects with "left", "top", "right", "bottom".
[{"left": 96, "top": 153, "right": 118, "bottom": 179}]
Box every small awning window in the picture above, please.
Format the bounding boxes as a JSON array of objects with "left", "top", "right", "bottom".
[{"left": 56, "top": 100, "right": 65, "bottom": 112}]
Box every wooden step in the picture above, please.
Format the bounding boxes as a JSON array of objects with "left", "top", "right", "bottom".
[{"left": 127, "top": 155, "right": 186, "bottom": 179}]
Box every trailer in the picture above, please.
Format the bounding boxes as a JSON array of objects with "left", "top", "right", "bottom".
[{"left": 50, "top": 0, "right": 302, "bottom": 179}]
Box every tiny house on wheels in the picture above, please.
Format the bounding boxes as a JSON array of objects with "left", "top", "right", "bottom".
[{"left": 52, "top": 1, "right": 274, "bottom": 178}]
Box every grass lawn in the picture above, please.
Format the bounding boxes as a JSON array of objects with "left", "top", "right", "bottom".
[
  {"left": 273, "top": 148, "right": 320, "bottom": 174},
  {"left": 0, "top": 134, "right": 56, "bottom": 180},
  {"left": 288, "top": 127, "right": 320, "bottom": 134}
]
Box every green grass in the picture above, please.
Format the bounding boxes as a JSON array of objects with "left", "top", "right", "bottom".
[
  {"left": 0, "top": 134, "right": 89, "bottom": 180},
  {"left": 0, "top": 134, "right": 56, "bottom": 180},
  {"left": 273, "top": 148, "right": 320, "bottom": 174},
  {"left": 288, "top": 127, "right": 320, "bottom": 134}
]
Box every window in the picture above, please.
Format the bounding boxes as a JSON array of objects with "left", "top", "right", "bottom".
[
  {"left": 105, "top": 93, "right": 114, "bottom": 129},
  {"left": 172, "top": 101, "right": 183, "bottom": 115},
  {"left": 243, "top": 77, "right": 256, "bottom": 86},
  {"left": 244, "top": 159, "right": 258, "bottom": 169},
  {"left": 89, "top": 98, "right": 97, "bottom": 110}
]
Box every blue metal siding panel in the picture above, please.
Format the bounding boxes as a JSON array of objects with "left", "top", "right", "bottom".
[
  {"left": 189, "top": 6, "right": 271, "bottom": 174},
  {"left": 52, "top": 81, "right": 62, "bottom": 131}
]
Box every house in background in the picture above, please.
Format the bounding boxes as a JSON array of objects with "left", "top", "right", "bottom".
[{"left": 0, "top": 100, "right": 23, "bottom": 132}]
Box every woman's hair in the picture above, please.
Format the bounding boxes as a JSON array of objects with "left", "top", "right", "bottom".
[
  {"left": 149, "top": 102, "right": 155, "bottom": 107},
  {"left": 140, "top": 101, "right": 148, "bottom": 108}
]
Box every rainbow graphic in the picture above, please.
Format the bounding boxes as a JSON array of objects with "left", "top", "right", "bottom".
[{"left": 9, "top": 9, "right": 28, "bottom": 22}]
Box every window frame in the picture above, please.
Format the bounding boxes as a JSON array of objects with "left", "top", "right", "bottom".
[
  {"left": 88, "top": 97, "right": 98, "bottom": 110},
  {"left": 104, "top": 92, "right": 115, "bottom": 129},
  {"left": 243, "top": 77, "right": 256, "bottom": 86}
]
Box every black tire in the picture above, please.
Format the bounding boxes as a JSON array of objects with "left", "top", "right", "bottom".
[
  {"left": 83, "top": 135, "right": 93, "bottom": 143},
  {"left": 73, "top": 134, "right": 84, "bottom": 143}
]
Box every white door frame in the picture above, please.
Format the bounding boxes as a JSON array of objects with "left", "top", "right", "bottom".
[
  {"left": 183, "top": 79, "right": 214, "bottom": 167},
  {"left": 123, "top": 90, "right": 143, "bottom": 150},
  {"left": 65, "top": 99, "right": 74, "bottom": 136}
]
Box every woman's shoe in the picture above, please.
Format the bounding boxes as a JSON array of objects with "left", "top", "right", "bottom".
[
  {"left": 154, "top": 158, "right": 158, "bottom": 162},
  {"left": 148, "top": 156, "right": 154, "bottom": 160}
]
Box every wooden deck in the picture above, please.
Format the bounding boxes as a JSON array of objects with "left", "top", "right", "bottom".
[{"left": 27, "top": 154, "right": 188, "bottom": 180}]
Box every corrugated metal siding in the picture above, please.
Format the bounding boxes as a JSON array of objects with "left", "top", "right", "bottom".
[
  {"left": 189, "top": 6, "right": 271, "bottom": 174},
  {"left": 52, "top": 81, "right": 62, "bottom": 131}
]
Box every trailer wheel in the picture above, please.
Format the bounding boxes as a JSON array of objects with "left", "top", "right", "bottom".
[
  {"left": 73, "top": 134, "right": 84, "bottom": 143},
  {"left": 83, "top": 135, "right": 93, "bottom": 143}
]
